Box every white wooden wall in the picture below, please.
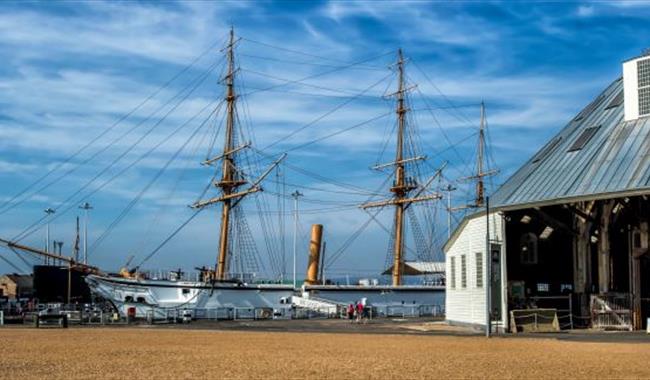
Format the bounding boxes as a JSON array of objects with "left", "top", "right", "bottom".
[{"left": 445, "top": 212, "right": 507, "bottom": 328}]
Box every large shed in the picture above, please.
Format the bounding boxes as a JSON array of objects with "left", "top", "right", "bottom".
[{"left": 444, "top": 52, "right": 650, "bottom": 332}]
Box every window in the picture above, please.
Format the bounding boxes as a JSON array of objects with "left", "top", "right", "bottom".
[
  {"left": 639, "top": 87, "right": 650, "bottom": 116},
  {"left": 567, "top": 126, "right": 600, "bottom": 152},
  {"left": 537, "top": 283, "right": 550, "bottom": 292},
  {"left": 573, "top": 94, "right": 605, "bottom": 121},
  {"left": 520, "top": 233, "right": 538, "bottom": 265},
  {"left": 461, "top": 255, "right": 467, "bottom": 288},
  {"left": 604, "top": 90, "right": 624, "bottom": 110},
  {"left": 639, "top": 59, "right": 650, "bottom": 116},
  {"left": 638, "top": 58, "right": 650, "bottom": 88},
  {"left": 475, "top": 252, "right": 483, "bottom": 288},
  {"left": 450, "top": 257, "right": 456, "bottom": 289},
  {"left": 532, "top": 137, "right": 562, "bottom": 163}
]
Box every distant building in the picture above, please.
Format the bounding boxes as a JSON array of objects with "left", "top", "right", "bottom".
[
  {"left": 445, "top": 51, "right": 650, "bottom": 331},
  {"left": 0, "top": 273, "right": 34, "bottom": 299}
]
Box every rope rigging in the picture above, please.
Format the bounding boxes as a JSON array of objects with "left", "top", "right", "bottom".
[
  {"left": 0, "top": 29, "right": 496, "bottom": 283},
  {"left": 11, "top": 60, "right": 222, "bottom": 242},
  {"left": 0, "top": 42, "right": 227, "bottom": 217}
]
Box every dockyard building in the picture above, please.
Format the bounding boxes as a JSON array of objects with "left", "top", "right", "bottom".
[
  {"left": 444, "top": 52, "right": 650, "bottom": 332},
  {"left": 0, "top": 273, "right": 33, "bottom": 300}
]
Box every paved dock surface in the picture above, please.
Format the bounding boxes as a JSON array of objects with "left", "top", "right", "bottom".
[{"left": 1, "top": 321, "right": 649, "bottom": 379}]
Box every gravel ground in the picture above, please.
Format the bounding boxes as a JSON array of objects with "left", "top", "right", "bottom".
[{"left": 1, "top": 327, "right": 649, "bottom": 379}]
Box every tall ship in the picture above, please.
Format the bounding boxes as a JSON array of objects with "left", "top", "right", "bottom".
[
  {"left": 84, "top": 29, "right": 296, "bottom": 317},
  {"left": 0, "top": 28, "right": 497, "bottom": 319}
]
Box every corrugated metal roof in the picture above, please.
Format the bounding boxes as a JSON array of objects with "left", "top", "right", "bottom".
[{"left": 491, "top": 77, "right": 650, "bottom": 210}]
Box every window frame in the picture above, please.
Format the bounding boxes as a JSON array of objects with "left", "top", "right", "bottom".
[
  {"left": 450, "top": 257, "right": 456, "bottom": 289},
  {"left": 461, "top": 254, "right": 467, "bottom": 289},
  {"left": 475, "top": 251, "right": 483, "bottom": 288}
]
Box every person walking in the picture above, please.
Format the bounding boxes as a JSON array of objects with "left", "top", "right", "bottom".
[
  {"left": 356, "top": 301, "right": 364, "bottom": 323},
  {"left": 347, "top": 303, "right": 355, "bottom": 322}
]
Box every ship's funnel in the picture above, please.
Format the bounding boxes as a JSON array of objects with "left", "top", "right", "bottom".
[{"left": 305, "top": 224, "right": 323, "bottom": 285}]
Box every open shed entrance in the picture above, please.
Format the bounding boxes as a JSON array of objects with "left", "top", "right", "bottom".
[{"left": 503, "top": 194, "right": 649, "bottom": 331}]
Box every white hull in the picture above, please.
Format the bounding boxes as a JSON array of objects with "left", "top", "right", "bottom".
[
  {"left": 303, "top": 284, "right": 445, "bottom": 306},
  {"left": 86, "top": 274, "right": 294, "bottom": 318}
]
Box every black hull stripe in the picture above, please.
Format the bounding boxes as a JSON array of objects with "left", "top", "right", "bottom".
[{"left": 90, "top": 276, "right": 294, "bottom": 291}]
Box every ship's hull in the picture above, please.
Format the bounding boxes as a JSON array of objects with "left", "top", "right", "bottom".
[
  {"left": 303, "top": 284, "right": 445, "bottom": 310},
  {"left": 86, "top": 274, "right": 294, "bottom": 318}
]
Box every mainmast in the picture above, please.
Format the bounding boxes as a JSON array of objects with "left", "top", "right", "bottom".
[
  {"left": 361, "top": 49, "right": 441, "bottom": 286},
  {"left": 390, "top": 49, "right": 411, "bottom": 287},
  {"left": 191, "top": 27, "right": 284, "bottom": 281}
]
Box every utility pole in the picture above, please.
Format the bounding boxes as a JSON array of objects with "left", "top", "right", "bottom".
[
  {"left": 79, "top": 202, "right": 92, "bottom": 265},
  {"left": 485, "top": 196, "right": 491, "bottom": 338},
  {"left": 44, "top": 207, "right": 55, "bottom": 265},
  {"left": 291, "top": 190, "right": 303, "bottom": 289},
  {"left": 444, "top": 184, "right": 457, "bottom": 239}
]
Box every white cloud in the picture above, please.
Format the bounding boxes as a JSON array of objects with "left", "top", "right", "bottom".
[{"left": 576, "top": 5, "right": 596, "bottom": 17}]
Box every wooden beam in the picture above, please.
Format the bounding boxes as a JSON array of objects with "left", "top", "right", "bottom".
[{"left": 360, "top": 194, "right": 442, "bottom": 209}]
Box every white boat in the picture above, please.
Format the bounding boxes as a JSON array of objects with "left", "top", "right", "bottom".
[{"left": 86, "top": 274, "right": 293, "bottom": 318}]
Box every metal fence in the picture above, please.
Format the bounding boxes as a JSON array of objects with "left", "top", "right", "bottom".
[
  {"left": 591, "top": 294, "right": 633, "bottom": 331},
  {"left": 529, "top": 295, "right": 574, "bottom": 329}
]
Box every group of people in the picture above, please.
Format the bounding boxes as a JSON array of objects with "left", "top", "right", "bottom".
[{"left": 346, "top": 300, "right": 369, "bottom": 323}]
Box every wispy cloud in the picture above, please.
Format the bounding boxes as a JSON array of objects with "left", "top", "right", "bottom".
[{"left": 1, "top": 0, "right": 648, "bottom": 275}]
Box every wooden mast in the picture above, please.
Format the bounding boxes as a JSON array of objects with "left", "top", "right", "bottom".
[
  {"left": 455, "top": 102, "right": 498, "bottom": 209},
  {"left": 390, "top": 49, "right": 409, "bottom": 286},
  {"left": 215, "top": 27, "right": 239, "bottom": 280},
  {"left": 361, "top": 49, "right": 441, "bottom": 286},
  {"left": 191, "top": 27, "right": 284, "bottom": 281}
]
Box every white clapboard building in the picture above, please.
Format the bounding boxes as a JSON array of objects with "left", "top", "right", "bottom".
[{"left": 444, "top": 51, "right": 650, "bottom": 332}]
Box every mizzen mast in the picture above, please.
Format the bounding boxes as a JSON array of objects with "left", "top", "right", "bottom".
[
  {"left": 458, "top": 102, "right": 498, "bottom": 208},
  {"left": 361, "top": 49, "right": 441, "bottom": 286}
]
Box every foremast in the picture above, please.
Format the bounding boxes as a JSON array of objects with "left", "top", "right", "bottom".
[
  {"left": 361, "top": 49, "right": 441, "bottom": 286},
  {"left": 215, "top": 28, "right": 241, "bottom": 281}
]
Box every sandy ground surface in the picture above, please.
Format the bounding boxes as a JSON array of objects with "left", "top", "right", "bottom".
[{"left": 1, "top": 325, "right": 650, "bottom": 379}]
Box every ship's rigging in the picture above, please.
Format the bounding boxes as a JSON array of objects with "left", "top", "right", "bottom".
[{"left": 0, "top": 28, "right": 498, "bottom": 283}]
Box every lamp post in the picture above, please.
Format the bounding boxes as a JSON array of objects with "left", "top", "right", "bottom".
[
  {"left": 444, "top": 184, "right": 457, "bottom": 239},
  {"left": 79, "top": 202, "right": 93, "bottom": 265},
  {"left": 44, "top": 207, "right": 55, "bottom": 265},
  {"left": 291, "top": 190, "right": 303, "bottom": 289}
]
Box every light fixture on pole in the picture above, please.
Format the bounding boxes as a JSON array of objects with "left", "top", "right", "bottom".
[
  {"left": 291, "top": 190, "right": 303, "bottom": 289},
  {"left": 44, "top": 207, "right": 55, "bottom": 264},
  {"left": 444, "top": 184, "right": 457, "bottom": 239},
  {"left": 79, "top": 202, "right": 93, "bottom": 265}
]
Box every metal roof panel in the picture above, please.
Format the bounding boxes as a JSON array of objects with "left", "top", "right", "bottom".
[{"left": 491, "top": 77, "right": 650, "bottom": 208}]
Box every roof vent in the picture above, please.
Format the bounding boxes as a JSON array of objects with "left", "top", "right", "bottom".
[{"left": 623, "top": 50, "right": 650, "bottom": 121}]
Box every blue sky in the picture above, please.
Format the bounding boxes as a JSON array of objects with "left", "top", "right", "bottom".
[{"left": 1, "top": 0, "right": 650, "bottom": 279}]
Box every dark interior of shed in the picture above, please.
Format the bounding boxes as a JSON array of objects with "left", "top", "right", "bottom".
[{"left": 503, "top": 195, "right": 649, "bottom": 330}]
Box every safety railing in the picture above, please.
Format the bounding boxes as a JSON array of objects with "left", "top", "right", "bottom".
[
  {"left": 529, "top": 294, "right": 574, "bottom": 329},
  {"left": 591, "top": 294, "right": 633, "bottom": 331}
]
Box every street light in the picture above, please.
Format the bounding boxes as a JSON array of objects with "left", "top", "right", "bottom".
[
  {"left": 44, "top": 207, "right": 55, "bottom": 265},
  {"left": 444, "top": 184, "right": 457, "bottom": 239},
  {"left": 79, "top": 202, "right": 93, "bottom": 265},
  {"left": 291, "top": 190, "right": 303, "bottom": 289}
]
